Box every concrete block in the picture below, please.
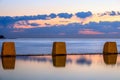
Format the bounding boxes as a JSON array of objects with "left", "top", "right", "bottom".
[
  {"left": 103, "top": 42, "right": 118, "bottom": 54},
  {"left": 52, "top": 55, "right": 66, "bottom": 67},
  {"left": 103, "top": 54, "right": 117, "bottom": 65},
  {"left": 1, "top": 42, "right": 16, "bottom": 56},
  {"left": 52, "top": 42, "right": 66, "bottom": 55},
  {"left": 2, "top": 57, "right": 16, "bottom": 69}
]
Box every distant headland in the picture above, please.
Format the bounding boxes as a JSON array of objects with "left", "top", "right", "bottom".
[{"left": 0, "top": 35, "right": 5, "bottom": 39}]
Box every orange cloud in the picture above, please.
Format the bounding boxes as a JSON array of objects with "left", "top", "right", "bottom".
[
  {"left": 28, "top": 16, "right": 81, "bottom": 27},
  {"left": 80, "top": 14, "right": 120, "bottom": 25},
  {"left": 78, "top": 29, "right": 104, "bottom": 35},
  {"left": 14, "top": 24, "right": 33, "bottom": 29}
]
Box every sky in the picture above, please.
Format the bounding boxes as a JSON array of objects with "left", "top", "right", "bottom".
[
  {"left": 0, "top": 0, "right": 120, "bottom": 16},
  {"left": 0, "top": 0, "right": 120, "bottom": 38}
]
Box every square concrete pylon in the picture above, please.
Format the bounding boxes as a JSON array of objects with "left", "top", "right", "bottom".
[
  {"left": 103, "top": 54, "right": 117, "bottom": 65},
  {"left": 1, "top": 42, "right": 16, "bottom": 56},
  {"left": 2, "top": 57, "right": 16, "bottom": 69},
  {"left": 52, "top": 42, "right": 66, "bottom": 55},
  {"left": 52, "top": 55, "right": 66, "bottom": 67},
  {"left": 103, "top": 42, "right": 118, "bottom": 54}
]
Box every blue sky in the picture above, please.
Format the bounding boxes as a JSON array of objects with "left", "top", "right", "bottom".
[{"left": 0, "top": 0, "right": 120, "bottom": 16}]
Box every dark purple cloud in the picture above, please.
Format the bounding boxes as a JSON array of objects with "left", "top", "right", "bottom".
[
  {"left": 75, "top": 11, "right": 92, "bottom": 18},
  {"left": 29, "top": 23, "right": 40, "bottom": 26},
  {"left": 109, "top": 11, "right": 120, "bottom": 16},
  {"left": 118, "top": 12, "right": 120, "bottom": 15},
  {"left": 57, "top": 13, "right": 73, "bottom": 19},
  {"left": 110, "top": 11, "right": 117, "bottom": 16},
  {"left": 37, "top": 15, "right": 48, "bottom": 20},
  {"left": 49, "top": 13, "right": 57, "bottom": 19},
  {"left": 100, "top": 11, "right": 120, "bottom": 16},
  {"left": 76, "top": 57, "right": 92, "bottom": 65}
]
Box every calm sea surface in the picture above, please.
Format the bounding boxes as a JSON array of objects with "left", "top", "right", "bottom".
[
  {"left": 0, "top": 54, "right": 120, "bottom": 80},
  {"left": 0, "top": 38, "right": 120, "bottom": 80},
  {"left": 0, "top": 38, "right": 120, "bottom": 54}
]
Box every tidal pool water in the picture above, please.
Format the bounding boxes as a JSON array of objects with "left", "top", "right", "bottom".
[{"left": 0, "top": 54, "right": 120, "bottom": 80}]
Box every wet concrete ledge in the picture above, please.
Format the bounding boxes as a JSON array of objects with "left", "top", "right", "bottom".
[{"left": 0, "top": 53, "right": 120, "bottom": 57}]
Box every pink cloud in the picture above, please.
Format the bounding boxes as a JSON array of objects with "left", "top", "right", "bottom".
[
  {"left": 14, "top": 24, "right": 34, "bottom": 29},
  {"left": 78, "top": 29, "right": 104, "bottom": 35},
  {"left": 13, "top": 21, "right": 34, "bottom": 29}
]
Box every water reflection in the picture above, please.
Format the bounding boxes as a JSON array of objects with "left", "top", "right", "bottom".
[
  {"left": 1, "top": 54, "right": 120, "bottom": 70},
  {"left": 103, "top": 53, "right": 118, "bottom": 65},
  {"left": 52, "top": 55, "right": 66, "bottom": 67},
  {"left": 1, "top": 56, "right": 16, "bottom": 70},
  {"left": 0, "top": 55, "right": 120, "bottom": 80},
  {"left": 76, "top": 57, "right": 92, "bottom": 66},
  {"left": 18, "top": 56, "right": 48, "bottom": 62}
]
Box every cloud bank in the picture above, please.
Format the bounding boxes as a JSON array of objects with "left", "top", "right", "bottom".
[{"left": 0, "top": 11, "right": 120, "bottom": 38}]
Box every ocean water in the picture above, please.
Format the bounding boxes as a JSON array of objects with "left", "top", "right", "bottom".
[
  {"left": 0, "top": 54, "right": 120, "bottom": 80},
  {"left": 0, "top": 38, "right": 120, "bottom": 54},
  {"left": 0, "top": 38, "right": 120, "bottom": 80}
]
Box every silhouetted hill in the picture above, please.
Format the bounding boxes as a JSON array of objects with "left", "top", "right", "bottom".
[{"left": 0, "top": 35, "right": 5, "bottom": 39}]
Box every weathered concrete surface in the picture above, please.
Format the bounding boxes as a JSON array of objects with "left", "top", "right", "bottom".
[
  {"left": 2, "top": 57, "right": 16, "bottom": 69},
  {"left": 52, "top": 55, "right": 66, "bottom": 67},
  {"left": 52, "top": 42, "right": 66, "bottom": 55},
  {"left": 1, "top": 42, "right": 16, "bottom": 56},
  {"left": 103, "top": 54, "right": 117, "bottom": 65},
  {"left": 103, "top": 42, "right": 118, "bottom": 54}
]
